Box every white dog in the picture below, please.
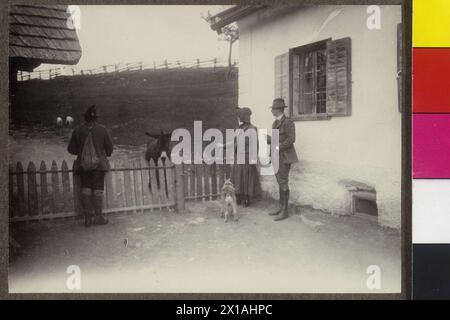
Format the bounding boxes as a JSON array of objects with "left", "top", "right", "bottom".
[{"left": 220, "top": 179, "right": 238, "bottom": 222}]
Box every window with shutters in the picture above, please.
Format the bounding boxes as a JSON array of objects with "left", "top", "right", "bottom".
[{"left": 274, "top": 37, "right": 352, "bottom": 121}]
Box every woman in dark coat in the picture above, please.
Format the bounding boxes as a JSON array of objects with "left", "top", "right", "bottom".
[{"left": 232, "top": 107, "right": 259, "bottom": 207}]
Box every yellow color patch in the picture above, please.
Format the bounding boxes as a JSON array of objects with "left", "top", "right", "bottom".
[{"left": 413, "top": 0, "right": 450, "bottom": 47}]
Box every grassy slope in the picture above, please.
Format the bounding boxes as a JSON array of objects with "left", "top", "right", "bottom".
[{"left": 11, "top": 67, "right": 238, "bottom": 146}]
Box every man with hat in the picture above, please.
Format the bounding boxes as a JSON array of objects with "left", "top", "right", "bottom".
[
  {"left": 266, "top": 98, "right": 298, "bottom": 221},
  {"left": 68, "top": 105, "right": 114, "bottom": 227}
]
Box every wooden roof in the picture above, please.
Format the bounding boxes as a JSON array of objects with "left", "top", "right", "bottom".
[{"left": 9, "top": 5, "right": 82, "bottom": 66}]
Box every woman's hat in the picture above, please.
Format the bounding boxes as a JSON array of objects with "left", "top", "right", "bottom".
[
  {"left": 237, "top": 107, "right": 252, "bottom": 116},
  {"left": 270, "top": 98, "right": 288, "bottom": 109},
  {"left": 237, "top": 107, "right": 252, "bottom": 122}
]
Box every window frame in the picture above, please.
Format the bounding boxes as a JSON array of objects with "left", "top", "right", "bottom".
[{"left": 290, "top": 38, "right": 332, "bottom": 121}]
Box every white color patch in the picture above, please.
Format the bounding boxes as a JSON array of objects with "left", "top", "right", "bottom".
[{"left": 413, "top": 179, "right": 450, "bottom": 243}]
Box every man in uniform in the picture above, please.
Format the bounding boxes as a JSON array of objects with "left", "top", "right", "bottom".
[{"left": 266, "top": 98, "right": 299, "bottom": 221}]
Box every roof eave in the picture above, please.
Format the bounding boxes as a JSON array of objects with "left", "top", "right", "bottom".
[{"left": 209, "top": 6, "right": 264, "bottom": 33}]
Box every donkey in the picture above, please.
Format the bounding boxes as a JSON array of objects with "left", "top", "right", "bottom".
[{"left": 145, "top": 130, "right": 173, "bottom": 194}]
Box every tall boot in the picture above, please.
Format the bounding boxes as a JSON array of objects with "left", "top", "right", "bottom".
[
  {"left": 93, "top": 193, "right": 108, "bottom": 225},
  {"left": 274, "top": 189, "right": 289, "bottom": 221},
  {"left": 269, "top": 187, "right": 284, "bottom": 216},
  {"left": 80, "top": 192, "right": 94, "bottom": 227}
]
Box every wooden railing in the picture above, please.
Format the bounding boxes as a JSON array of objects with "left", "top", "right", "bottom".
[
  {"left": 9, "top": 158, "right": 234, "bottom": 222},
  {"left": 16, "top": 58, "right": 239, "bottom": 81}
]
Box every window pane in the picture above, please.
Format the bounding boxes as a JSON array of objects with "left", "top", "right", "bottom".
[
  {"left": 301, "top": 93, "right": 313, "bottom": 114},
  {"left": 316, "top": 50, "right": 326, "bottom": 71},
  {"left": 303, "top": 72, "right": 314, "bottom": 92},
  {"left": 316, "top": 91, "right": 327, "bottom": 113},
  {"left": 298, "top": 45, "right": 327, "bottom": 116},
  {"left": 317, "top": 72, "right": 326, "bottom": 90},
  {"left": 304, "top": 52, "right": 314, "bottom": 71}
]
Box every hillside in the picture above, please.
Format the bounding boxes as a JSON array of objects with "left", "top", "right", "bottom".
[{"left": 10, "top": 67, "right": 238, "bottom": 146}]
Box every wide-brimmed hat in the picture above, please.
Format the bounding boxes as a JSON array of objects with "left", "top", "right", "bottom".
[
  {"left": 84, "top": 104, "right": 97, "bottom": 118},
  {"left": 84, "top": 104, "right": 97, "bottom": 121},
  {"left": 269, "top": 98, "right": 288, "bottom": 109}
]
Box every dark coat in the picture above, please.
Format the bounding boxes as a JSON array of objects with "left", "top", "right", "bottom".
[
  {"left": 68, "top": 122, "right": 114, "bottom": 171},
  {"left": 235, "top": 122, "right": 258, "bottom": 162},
  {"left": 272, "top": 115, "right": 299, "bottom": 164},
  {"left": 232, "top": 122, "right": 259, "bottom": 197}
]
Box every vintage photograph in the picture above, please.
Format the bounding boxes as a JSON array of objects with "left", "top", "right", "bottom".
[{"left": 8, "top": 4, "right": 403, "bottom": 293}]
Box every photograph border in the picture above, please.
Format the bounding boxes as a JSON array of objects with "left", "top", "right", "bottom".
[{"left": 0, "top": 0, "right": 412, "bottom": 300}]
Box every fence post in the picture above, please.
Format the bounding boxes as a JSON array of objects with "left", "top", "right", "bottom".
[
  {"left": 211, "top": 163, "right": 217, "bottom": 199},
  {"left": 9, "top": 164, "right": 14, "bottom": 219},
  {"left": 16, "top": 162, "right": 26, "bottom": 217},
  {"left": 72, "top": 162, "right": 82, "bottom": 216},
  {"left": 27, "top": 162, "right": 38, "bottom": 216},
  {"left": 175, "top": 164, "right": 185, "bottom": 212},
  {"left": 61, "top": 160, "right": 71, "bottom": 212},
  {"left": 40, "top": 161, "right": 50, "bottom": 215}
]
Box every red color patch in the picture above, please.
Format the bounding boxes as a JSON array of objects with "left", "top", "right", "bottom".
[{"left": 413, "top": 48, "right": 450, "bottom": 113}]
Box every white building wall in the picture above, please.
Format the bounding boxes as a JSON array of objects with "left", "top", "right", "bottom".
[{"left": 238, "top": 5, "right": 402, "bottom": 228}]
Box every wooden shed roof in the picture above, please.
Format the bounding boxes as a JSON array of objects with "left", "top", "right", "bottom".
[{"left": 9, "top": 5, "right": 82, "bottom": 65}]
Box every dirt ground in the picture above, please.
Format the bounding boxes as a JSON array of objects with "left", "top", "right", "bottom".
[{"left": 9, "top": 199, "right": 401, "bottom": 294}]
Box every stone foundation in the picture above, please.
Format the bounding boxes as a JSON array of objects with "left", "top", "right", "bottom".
[{"left": 259, "top": 160, "right": 401, "bottom": 229}]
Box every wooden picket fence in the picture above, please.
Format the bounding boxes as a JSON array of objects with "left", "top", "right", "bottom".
[
  {"left": 8, "top": 158, "right": 234, "bottom": 222},
  {"left": 182, "top": 163, "right": 233, "bottom": 201}
]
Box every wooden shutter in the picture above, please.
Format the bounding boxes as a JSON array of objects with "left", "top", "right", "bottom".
[
  {"left": 291, "top": 51, "right": 301, "bottom": 117},
  {"left": 274, "top": 52, "right": 290, "bottom": 116},
  {"left": 325, "top": 37, "right": 351, "bottom": 116}
]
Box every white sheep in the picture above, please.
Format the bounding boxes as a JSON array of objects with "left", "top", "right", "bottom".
[
  {"left": 65, "top": 116, "right": 74, "bottom": 127},
  {"left": 56, "top": 116, "right": 63, "bottom": 127}
]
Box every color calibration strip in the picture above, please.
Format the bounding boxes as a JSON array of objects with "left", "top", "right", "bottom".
[
  {"left": 413, "top": 0, "right": 450, "bottom": 242},
  {"left": 412, "top": 0, "right": 450, "bottom": 299}
]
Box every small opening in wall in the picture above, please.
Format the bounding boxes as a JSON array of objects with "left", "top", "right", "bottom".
[{"left": 350, "top": 190, "right": 378, "bottom": 217}]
